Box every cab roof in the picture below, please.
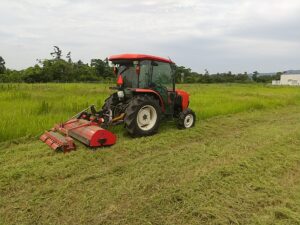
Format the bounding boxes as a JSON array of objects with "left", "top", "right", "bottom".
[{"left": 109, "top": 53, "right": 173, "bottom": 64}]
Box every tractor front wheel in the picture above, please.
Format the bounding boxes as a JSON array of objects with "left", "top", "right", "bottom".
[
  {"left": 125, "top": 95, "right": 161, "bottom": 137},
  {"left": 177, "top": 108, "right": 196, "bottom": 129}
]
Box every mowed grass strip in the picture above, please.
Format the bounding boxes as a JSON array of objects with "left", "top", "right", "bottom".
[
  {"left": 1, "top": 105, "right": 300, "bottom": 225},
  {"left": 0, "top": 83, "right": 300, "bottom": 142}
]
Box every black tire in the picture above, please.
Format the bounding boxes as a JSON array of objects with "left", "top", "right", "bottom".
[
  {"left": 177, "top": 108, "right": 196, "bottom": 129},
  {"left": 124, "top": 95, "right": 161, "bottom": 137}
]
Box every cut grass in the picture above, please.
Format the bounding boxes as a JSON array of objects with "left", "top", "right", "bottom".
[
  {"left": 1, "top": 105, "right": 300, "bottom": 225},
  {"left": 1, "top": 83, "right": 300, "bottom": 225}
]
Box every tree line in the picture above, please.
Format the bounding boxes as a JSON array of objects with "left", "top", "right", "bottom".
[
  {"left": 174, "top": 67, "right": 281, "bottom": 84},
  {"left": 0, "top": 47, "right": 281, "bottom": 83},
  {"left": 0, "top": 46, "right": 114, "bottom": 83}
]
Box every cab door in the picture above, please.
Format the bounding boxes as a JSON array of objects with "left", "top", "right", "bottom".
[{"left": 151, "top": 61, "right": 175, "bottom": 115}]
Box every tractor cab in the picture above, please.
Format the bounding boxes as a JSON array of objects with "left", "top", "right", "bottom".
[
  {"left": 109, "top": 54, "right": 178, "bottom": 115},
  {"left": 112, "top": 59, "right": 174, "bottom": 90}
]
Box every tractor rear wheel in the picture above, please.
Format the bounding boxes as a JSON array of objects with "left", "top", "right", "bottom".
[
  {"left": 125, "top": 95, "right": 161, "bottom": 137},
  {"left": 177, "top": 108, "right": 196, "bottom": 129}
]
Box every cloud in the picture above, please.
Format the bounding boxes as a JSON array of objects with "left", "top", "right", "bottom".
[{"left": 0, "top": 0, "right": 299, "bottom": 73}]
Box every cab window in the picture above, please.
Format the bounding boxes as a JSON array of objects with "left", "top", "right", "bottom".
[
  {"left": 152, "top": 61, "right": 173, "bottom": 89},
  {"left": 139, "top": 60, "right": 151, "bottom": 88},
  {"left": 118, "top": 63, "right": 137, "bottom": 88}
]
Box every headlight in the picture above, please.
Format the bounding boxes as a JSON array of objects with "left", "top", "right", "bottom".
[{"left": 117, "top": 91, "right": 124, "bottom": 98}]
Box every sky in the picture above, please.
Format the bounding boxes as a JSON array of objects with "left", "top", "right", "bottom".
[{"left": 0, "top": 0, "right": 300, "bottom": 73}]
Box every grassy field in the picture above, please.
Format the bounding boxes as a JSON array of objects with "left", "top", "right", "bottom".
[
  {"left": 0, "top": 83, "right": 300, "bottom": 142},
  {"left": 1, "top": 83, "right": 300, "bottom": 225}
]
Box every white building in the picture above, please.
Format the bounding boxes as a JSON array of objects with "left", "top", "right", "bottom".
[{"left": 272, "top": 70, "right": 300, "bottom": 86}]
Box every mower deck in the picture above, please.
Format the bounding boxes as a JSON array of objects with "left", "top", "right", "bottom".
[{"left": 40, "top": 117, "right": 117, "bottom": 153}]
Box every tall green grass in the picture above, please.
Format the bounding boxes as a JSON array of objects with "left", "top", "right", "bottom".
[
  {"left": 0, "top": 83, "right": 299, "bottom": 142},
  {"left": 187, "top": 83, "right": 300, "bottom": 119}
]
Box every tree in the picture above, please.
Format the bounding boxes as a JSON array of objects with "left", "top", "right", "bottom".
[
  {"left": 90, "top": 59, "right": 113, "bottom": 79},
  {"left": 0, "top": 56, "right": 6, "bottom": 74},
  {"left": 204, "top": 69, "right": 209, "bottom": 76},
  {"left": 73, "top": 60, "right": 97, "bottom": 81},
  {"left": 50, "top": 46, "right": 62, "bottom": 60},
  {"left": 22, "top": 65, "right": 43, "bottom": 83},
  {"left": 174, "top": 66, "right": 192, "bottom": 83},
  {"left": 77, "top": 60, "right": 84, "bottom": 66},
  {"left": 252, "top": 71, "right": 259, "bottom": 81},
  {"left": 104, "top": 57, "right": 109, "bottom": 66},
  {"left": 236, "top": 73, "right": 250, "bottom": 83},
  {"left": 66, "top": 51, "right": 72, "bottom": 63},
  {"left": 43, "top": 59, "right": 73, "bottom": 82},
  {"left": 274, "top": 72, "right": 282, "bottom": 80},
  {"left": 91, "top": 59, "right": 105, "bottom": 75}
]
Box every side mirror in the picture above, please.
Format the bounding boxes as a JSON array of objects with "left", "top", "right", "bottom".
[
  {"left": 135, "top": 65, "right": 140, "bottom": 76},
  {"left": 113, "top": 66, "right": 118, "bottom": 76}
]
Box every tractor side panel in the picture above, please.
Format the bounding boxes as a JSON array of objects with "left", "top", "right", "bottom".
[{"left": 176, "top": 89, "right": 189, "bottom": 110}]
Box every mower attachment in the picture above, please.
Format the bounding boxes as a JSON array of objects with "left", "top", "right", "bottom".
[
  {"left": 40, "top": 106, "right": 117, "bottom": 152},
  {"left": 59, "top": 119, "right": 117, "bottom": 147},
  {"left": 40, "top": 131, "right": 75, "bottom": 152}
]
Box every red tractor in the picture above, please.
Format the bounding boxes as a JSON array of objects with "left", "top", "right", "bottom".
[{"left": 40, "top": 54, "right": 196, "bottom": 152}]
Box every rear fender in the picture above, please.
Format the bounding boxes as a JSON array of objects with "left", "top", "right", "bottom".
[{"left": 132, "top": 88, "right": 165, "bottom": 112}]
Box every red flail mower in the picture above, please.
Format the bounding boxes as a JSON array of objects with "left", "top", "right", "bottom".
[{"left": 40, "top": 54, "right": 196, "bottom": 152}]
